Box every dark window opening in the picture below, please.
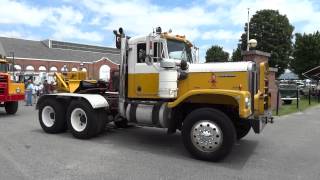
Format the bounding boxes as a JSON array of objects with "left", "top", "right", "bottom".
[{"left": 137, "top": 43, "right": 146, "bottom": 63}]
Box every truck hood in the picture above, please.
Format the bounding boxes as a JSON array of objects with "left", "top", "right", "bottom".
[{"left": 188, "top": 62, "right": 254, "bottom": 73}]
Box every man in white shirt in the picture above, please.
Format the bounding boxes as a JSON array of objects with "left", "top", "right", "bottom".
[{"left": 33, "top": 84, "right": 39, "bottom": 104}]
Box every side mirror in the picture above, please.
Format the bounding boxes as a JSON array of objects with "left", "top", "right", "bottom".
[
  {"left": 145, "top": 55, "right": 153, "bottom": 65},
  {"left": 180, "top": 60, "right": 188, "bottom": 70}
]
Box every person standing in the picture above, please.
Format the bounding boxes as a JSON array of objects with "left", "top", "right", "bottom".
[
  {"left": 43, "top": 80, "right": 50, "bottom": 95},
  {"left": 38, "top": 82, "right": 44, "bottom": 96},
  {"left": 25, "top": 80, "right": 34, "bottom": 106},
  {"left": 33, "top": 83, "right": 39, "bottom": 104}
]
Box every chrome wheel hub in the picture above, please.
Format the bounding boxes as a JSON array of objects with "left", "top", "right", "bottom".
[{"left": 191, "top": 120, "right": 223, "bottom": 152}]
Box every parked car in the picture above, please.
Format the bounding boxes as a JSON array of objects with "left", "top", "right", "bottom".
[{"left": 279, "top": 83, "right": 298, "bottom": 104}]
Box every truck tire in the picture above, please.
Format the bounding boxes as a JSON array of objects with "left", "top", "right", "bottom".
[
  {"left": 5, "top": 101, "right": 18, "bottom": 114},
  {"left": 235, "top": 121, "right": 251, "bottom": 140},
  {"left": 182, "top": 108, "right": 236, "bottom": 161},
  {"left": 66, "top": 100, "right": 103, "bottom": 139},
  {"left": 114, "top": 117, "right": 129, "bottom": 128},
  {"left": 96, "top": 109, "right": 108, "bottom": 133},
  {"left": 38, "top": 99, "right": 67, "bottom": 133}
]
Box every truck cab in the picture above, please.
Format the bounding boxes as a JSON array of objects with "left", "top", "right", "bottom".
[
  {"left": 126, "top": 33, "right": 192, "bottom": 99},
  {"left": 118, "top": 27, "right": 272, "bottom": 128}
]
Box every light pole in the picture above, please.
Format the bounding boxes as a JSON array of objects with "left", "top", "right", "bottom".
[
  {"left": 247, "top": 8, "right": 258, "bottom": 51},
  {"left": 247, "top": 8, "right": 250, "bottom": 51},
  {"left": 80, "top": 62, "right": 84, "bottom": 71},
  {"left": 9, "top": 52, "right": 16, "bottom": 81},
  {"left": 246, "top": 8, "right": 258, "bottom": 51},
  {"left": 62, "top": 64, "right": 68, "bottom": 76},
  {"left": 10, "top": 52, "right": 15, "bottom": 72}
]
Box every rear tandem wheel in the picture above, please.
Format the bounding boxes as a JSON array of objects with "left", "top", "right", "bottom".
[
  {"left": 66, "top": 100, "right": 106, "bottom": 139},
  {"left": 38, "top": 99, "right": 67, "bottom": 133}
]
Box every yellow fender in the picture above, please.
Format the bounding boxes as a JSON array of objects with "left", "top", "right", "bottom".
[{"left": 168, "top": 89, "right": 252, "bottom": 118}]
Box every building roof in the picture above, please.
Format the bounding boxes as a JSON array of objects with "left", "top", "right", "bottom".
[
  {"left": 241, "top": 50, "right": 271, "bottom": 57},
  {"left": 278, "top": 69, "right": 299, "bottom": 80},
  {"left": 0, "top": 37, "right": 120, "bottom": 64},
  {"left": 303, "top": 66, "right": 320, "bottom": 80}
]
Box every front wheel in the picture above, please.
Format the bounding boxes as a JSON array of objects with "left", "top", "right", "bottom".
[
  {"left": 5, "top": 101, "right": 18, "bottom": 114},
  {"left": 182, "top": 108, "right": 236, "bottom": 161}
]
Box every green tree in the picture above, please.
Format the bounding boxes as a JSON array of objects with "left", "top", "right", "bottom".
[
  {"left": 205, "top": 45, "right": 229, "bottom": 62},
  {"left": 291, "top": 32, "right": 320, "bottom": 78},
  {"left": 231, "top": 47, "right": 242, "bottom": 61},
  {"left": 239, "top": 9, "right": 294, "bottom": 76}
]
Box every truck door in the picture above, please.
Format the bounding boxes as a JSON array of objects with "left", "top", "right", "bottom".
[{"left": 128, "top": 42, "right": 163, "bottom": 99}]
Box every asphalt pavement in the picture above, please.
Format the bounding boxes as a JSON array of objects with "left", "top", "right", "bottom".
[{"left": 0, "top": 103, "right": 320, "bottom": 180}]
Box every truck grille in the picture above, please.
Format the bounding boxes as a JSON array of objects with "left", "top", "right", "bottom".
[{"left": 0, "top": 75, "right": 7, "bottom": 83}]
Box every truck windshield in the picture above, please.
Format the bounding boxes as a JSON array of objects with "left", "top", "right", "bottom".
[
  {"left": 167, "top": 40, "right": 192, "bottom": 63},
  {"left": 0, "top": 63, "right": 8, "bottom": 72}
]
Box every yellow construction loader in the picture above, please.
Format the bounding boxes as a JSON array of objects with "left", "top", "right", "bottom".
[
  {"left": 54, "top": 70, "right": 118, "bottom": 94},
  {"left": 0, "top": 55, "right": 25, "bottom": 114}
]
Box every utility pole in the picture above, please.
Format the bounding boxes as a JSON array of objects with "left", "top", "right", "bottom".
[
  {"left": 12, "top": 52, "right": 15, "bottom": 73},
  {"left": 246, "top": 8, "right": 250, "bottom": 51},
  {"left": 10, "top": 52, "right": 15, "bottom": 81}
]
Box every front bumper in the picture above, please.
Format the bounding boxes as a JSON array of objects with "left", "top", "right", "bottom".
[
  {"left": 281, "top": 97, "right": 299, "bottom": 100},
  {"left": 250, "top": 111, "right": 273, "bottom": 134},
  {"left": 0, "top": 94, "right": 25, "bottom": 102}
]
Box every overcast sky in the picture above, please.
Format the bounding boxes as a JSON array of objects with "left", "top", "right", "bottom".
[{"left": 0, "top": 0, "right": 320, "bottom": 61}]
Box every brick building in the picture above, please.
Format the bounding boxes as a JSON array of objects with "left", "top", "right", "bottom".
[
  {"left": 0, "top": 37, "right": 120, "bottom": 83},
  {"left": 242, "top": 50, "right": 279, "bottom": 109}
]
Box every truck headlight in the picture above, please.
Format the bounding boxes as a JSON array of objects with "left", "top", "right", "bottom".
[{"left": 245, "top": 97, "right": 251, "bottom": 109}]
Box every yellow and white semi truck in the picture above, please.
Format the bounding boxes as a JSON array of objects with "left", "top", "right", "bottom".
[{"left": 36, "top": 27, "right": 273, "bottom": 161}]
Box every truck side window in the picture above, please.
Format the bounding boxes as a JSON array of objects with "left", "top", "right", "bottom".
[{"left": 137, "top": 43, "right": 146, "bottom": 63}]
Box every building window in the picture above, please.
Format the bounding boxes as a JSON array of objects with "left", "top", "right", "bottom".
[
  {"left": 71, "top": 67, "right": 78, "bottom": 72},
  {"left": 14, "top": 65, "right": 21, "bottom": 71},
  {"left": 99, "top": 65, "right": 110, "bottom": 81},
  {"left": 25, "top": 65, "right": 35, "bottom": 71},
  {"left": 50, "top": 66, "right": 58, "bottom": 72},
  {"left": 39, "top": 66, "right": 47, "bottom": 72}
]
